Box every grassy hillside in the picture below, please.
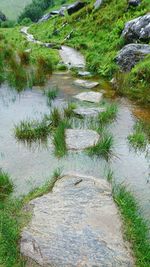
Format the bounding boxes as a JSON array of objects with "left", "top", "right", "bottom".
[
  {"left": 29, "top": 0, "right": 150, "bottom": 106},
  {"left": 0, "top": 0, "right": 32, "bottom": 20}
]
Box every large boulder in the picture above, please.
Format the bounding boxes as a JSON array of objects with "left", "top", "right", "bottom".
[
  {"left": 0, "top": 11, "right": 6, "bottom": 21},
  {"left": 128, "top": 0, "right": 141, "bottom": 8},
  {"left": 116, "top": 43, "right": 150, "bottom": 71},
  {"left": 94, "top": 0, "right": 103, "bottom": 9},
  {"left": 21, "top": 174, "right": 133, "bottom": 267},
  {"left": 122, "top": 14, "right": 150, "bottom": 43},
  {"left": 67, "top": 1, "right": 87, "bottom": 15}
]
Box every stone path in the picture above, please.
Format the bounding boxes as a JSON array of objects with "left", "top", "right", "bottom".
[
  {"left": 21, "top": 174, "right": 133, "bottom": 267},
  {"left": 65, "top": 129, "right": 100, "bottom": 150},
  {"left": 59, "top": 46, "right": 85, "bottom": 69},
  {"left": 74, "top": 106, "right": 105, "bottom": 117},
  {"left": 74, "top": 91, "right": 103, "bottom": 103},
  {"left": 74, "top": 79, "right": 99, "bottom": 89}
]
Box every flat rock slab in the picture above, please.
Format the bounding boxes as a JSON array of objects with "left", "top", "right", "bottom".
[
  {"left": 74, "top": 79, "right": 99, "bottom": 89},
  {"left": 74, "top": 91, "right": 103, "bottom": 103},
  {"left": 21, "top": 174, "right": 133, "bottom": 267},
  {"left": 65, "top": 129, "right": 100, "bottom": 150},
  {"left": 59, "top": 46, "right": 85, "bottom": 69},
  {"left": 74, "top": 107, "right": 105, "bottom": 117}
]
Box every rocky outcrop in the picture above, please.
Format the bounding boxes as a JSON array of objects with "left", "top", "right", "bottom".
[
  {"left": 67, "top": 1, "right": 86, "bottom": 15},
  {"left": 94, "top": 0, "right": 103, "bottom": 9},
  {"left": 128, "top": 0, "right": 141, "bottom": 8},
  {"left": 21, "top": 174, "right": 133, "bottom": 267},
  {"left": 0, "top": 11, "right": 6, "bottom": 21},
  {"left": 116, "top": 43, "right": 150, "bottom": 71},
  {"left": 122, "top": 14, "right": 150, "bottom": 43},
  {"left": 65, "top": 129, "right": 100, "bottom": 150}
]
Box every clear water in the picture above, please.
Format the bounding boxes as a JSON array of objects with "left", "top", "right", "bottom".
[{"left": 0, "top": 72, "right": 150, "bottom": 223}]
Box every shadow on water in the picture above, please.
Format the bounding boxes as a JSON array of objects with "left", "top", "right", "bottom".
[{"left": 0, "top": 72, "right": 150, "bottom": 224}]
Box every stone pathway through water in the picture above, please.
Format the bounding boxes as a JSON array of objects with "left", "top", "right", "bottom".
[{"left": 18, "top": 27, "right": 136, "bottom": 266}]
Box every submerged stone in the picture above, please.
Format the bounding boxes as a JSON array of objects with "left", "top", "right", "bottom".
[
  {"left": 65, "top": 129, "right": 100, "bottom": 150},
  {"left": 74, "top": 79, "right": 99, "bottom": 89},
  {"left": 74, "top": 91, "right": 103, "bottom": 103},
  {"left": 74, "top": 107, "right": 105, "bottom": 117},
  {"left": 20, "top": 174, "right": 133, "bottom": 267}
]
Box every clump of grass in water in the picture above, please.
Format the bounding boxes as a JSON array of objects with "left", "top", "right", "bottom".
[
  {"left": 14, "top": 119, "right": 50, "bottom": 142},
  {"left": 87, "top": 132, "right": 113, "bottom": 160},
  {"left": 0, "top": 170, "right": 14, "bottom": 200},
  {"left": 128, "top": 121, "right": 148, "bottom": 150},
  {"left": 113, "top": 185, "right": 150, "bottom": 267},
  {"left": 98, "top": 103, "right": 118, "bottom": 125},
  {"left": 64, "top": 102, "right": 76, "bottom": 119},
  {"left": 44, "top": 87, "right": 58, "bottom": 106},
  {"left": 49, "top": 107, "right": 62, "bottom": 128},
  {"left": 53, "top": 120, "right": 70, "bottom": 158}
]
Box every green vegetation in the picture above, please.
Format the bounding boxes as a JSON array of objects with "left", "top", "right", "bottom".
[
  {"left": 98, "top": 103, "right": 118, "bottom": 126},
  {"left": 128, "top": 121, "right": 148, "bottom": 150},
  {"left": 49, "top": 107, "right": 62, "bottom": 127},
  {"left": 0, "top": 170, "right": 14, "bottom": 200},
  {"left": 53, "top": 120, "right": 69, "bottom": 157},
  {"left": 64, "top": 102, "right": 76, "bottom": 118},
  {"left": 114, "top": 185, "right": 150, "bottom": 267},
  {"left": 0, "top": 169, "right": 62, "bottom": 267},
  {"left": 87, "top": 132, "right": 113, "bottom": 160},
  {"left": 14, "top": 119, "right": 51, "bottom": 142},
  {"left": 44, "top": 86, "right": 58, "bottom": 106}
]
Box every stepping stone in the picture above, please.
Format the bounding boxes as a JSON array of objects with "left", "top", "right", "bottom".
[
  {"left": 74, "top": 91, "right": 103, "bottom": 103},
  {"left": 20, "top": 174, "right": 133, "bottom": 267},
  {"left": 74, "top": 107, "right": 105, "bottom": 117},
  {"left": 74, "top": 79, "right": 99, "bottom": 89},
  {"left": 78, "top": 71, "right": 92, "bottom": 77},
  {"left": 65, "top": 129, "right": 100, "bottom": 150}
]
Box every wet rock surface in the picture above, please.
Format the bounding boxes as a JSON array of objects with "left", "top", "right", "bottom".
[
  {"left": 116, "top": 43, "right": 150, "bottom": 71},
  {"left": 74, "top": 79, "right": 99, "bottom": 89},
  {"left": 128, "top": 0, "right": 141, "bottom": 8},
  {"left": 65, "top": 129, "right": 100, "bottom": 150},
  {"left": 122, "top": 14, "right": 150, "bottom": 42},
  {"left": 74, "top": 91, "right": 103, "bottom": 103},
  {"left": 59, "top": 46, "right": 85, "bottom": 68},
  {"left": 67, "top": 1, "right": 87, "bottom": 15},
  {"left": 21, "top": 174, "right": 133, "bottom": 267},
  {"left": 74, "top": 107, "right": 105, "bottom": 117}
]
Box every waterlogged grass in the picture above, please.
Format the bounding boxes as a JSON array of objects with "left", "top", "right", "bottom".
[
  {"left": 87, "top": 132, "right": 114, "bottom": 160},
  {"left": 98, "top": 103, "right": 118, "bottom": 126},
  {"left": 53, "top": 120, "right": 70, "bottom": 158},
  {"left": 64, "top": 102, "right": 76, "bottom": 119},
  {"left": 0, "top": 169, "right": 62, "bottom": 267},
  {"left": 128, "top": 121, "right": 148, "bottom": 150},
  {"left": 49, "top": 107, "right": 62, "bottom": 128},
  {"left": 113, "top": 185, "right": 150, "bottom": 267},
  {"left": 14, "top": 119, "right": 51, "bottom": 142},
  {"left": 0, "top": 170, "right": 14, "bottom": 200},
  {"left": 44, "top": 87, "right": 58, "bottom": 106}
]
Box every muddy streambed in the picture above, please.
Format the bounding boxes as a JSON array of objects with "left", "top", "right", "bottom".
[{"left": 0, "top": 71, "right": 150, "bottom": 224}]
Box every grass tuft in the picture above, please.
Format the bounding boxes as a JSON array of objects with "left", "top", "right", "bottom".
[
  {"left": 87, "top": 132, "right": 113, "bottom": 160},
  {"left": 53, "top": 120, "right": 69, "bottom": 158},
  {"left": 0, "top": 170, "right": 14, "bottom": 200},
  {"left": 44, "top": 87, "right": 58, "bottom": 106},
  {"left": 98, "top": 103, "right": 118, "bottom": 125},
  {"left": 128, "top": 122, "right": 148, "bottom": 150}
]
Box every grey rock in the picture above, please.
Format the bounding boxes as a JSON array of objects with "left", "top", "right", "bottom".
[
  {"left": 74, "top": 91, "right": 103, "bottom": 103},
  {"left": 122, "top": 14, "right": 150, "bottom": 42},
  {"left": 116, "top": 43, "right": 150, "bottom": 71},
  {"left": 78, "top": 71, "right": 92, "bottom": 77},
  {"left": 74, "top": 79, "right": 99, "bottom": 89},
  {"left": 38, "top": 13, "right": 52, "bottom": 23},
  {"left": 0, "top": 11, "right": 6, "bottom": 21},
  {"left": 67, "top": 1, "right": 87, "bottom": 15},
  {"left": 128, "top": 0, "right": 141, "bottom": 7},
  {"left": 65, "top": 129, "right": 100, "bottom": 150},
  {"left": 74, "top": 107, "right": 106, "bottom": 117},
  {"left": 94, "top": 0, "right": 103, "bottom": 9},
  {"left": 20, "top": 174, "right": 133, "bottom": 267}
]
